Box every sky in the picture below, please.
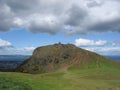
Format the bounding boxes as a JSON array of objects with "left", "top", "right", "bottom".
[{"left": 0, "top": 0, "right": 120, "bottom": 55}]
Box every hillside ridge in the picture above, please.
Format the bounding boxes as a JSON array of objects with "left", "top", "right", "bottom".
[{"left": 16, "top": 43, "right": 120, "bottom": 73}]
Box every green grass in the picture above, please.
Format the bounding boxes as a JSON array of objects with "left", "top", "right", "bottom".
[
  {"left": 0, "top": 76, "right": 31, "bottom": 90},
  {"left": 0, "top": 66, "right": 120, "bottom": 90}
]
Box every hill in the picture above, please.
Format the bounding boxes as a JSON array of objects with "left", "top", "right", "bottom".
[
  {"left": 0, "top": 43, "right": 120, "bottom": 90},
  {"left": 16, "top": 43, "right": 120, "bottom": 74}
]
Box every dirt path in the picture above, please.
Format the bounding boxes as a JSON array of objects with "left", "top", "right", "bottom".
[{"left": 58, "top": 53, "right": 81, "bottom": 72}]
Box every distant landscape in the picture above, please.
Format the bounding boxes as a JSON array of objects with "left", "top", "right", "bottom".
[
  {"left": 0, "top": 55, "right": 30, "bottom": 72},
  {"left": 0, "top": 55, "right": 30, "bottom": 61}
]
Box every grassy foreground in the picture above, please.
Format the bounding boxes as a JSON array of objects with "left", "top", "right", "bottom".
[{"left": 0, "top": 66, "right": 120, "bottom": 90}]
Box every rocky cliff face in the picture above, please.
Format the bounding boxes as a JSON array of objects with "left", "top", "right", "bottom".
[{"left": 16, "top": 43, "right": 119, "bottom": 74}]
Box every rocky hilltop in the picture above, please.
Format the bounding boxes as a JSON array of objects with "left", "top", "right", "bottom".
[{"left": 17, "top": 43, "right": 120, "bottom": 73}]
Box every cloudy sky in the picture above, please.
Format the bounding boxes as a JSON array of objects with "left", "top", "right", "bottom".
[{"left": 0, "top": 0, "right": 120, "bottom": 55}]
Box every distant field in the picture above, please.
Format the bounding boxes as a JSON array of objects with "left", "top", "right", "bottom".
[{"left": 0, "top": 67, "right": 120, "bottom": 90}]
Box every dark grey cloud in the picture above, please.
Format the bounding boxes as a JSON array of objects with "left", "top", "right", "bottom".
[
  {"left": 86, "top": 0, "right": 102, "bottom": 7},
  {"left": 0, "top": 17, "right": 17, "bottom": 32},
  {"left": 65, "top": 5, "right": 87, "bottom": 26},
  {"left": 89, "top": 17, "right": 120, "bottom": 33},
  {"left": 0, "top": 0, "right": 120, "bottom": 35},
  {"left": 28, "top": 19, "right": 62, "bottom": 34}
]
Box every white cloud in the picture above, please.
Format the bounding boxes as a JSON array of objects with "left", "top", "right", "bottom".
[
  {"left": 0, "top": 46, "right": 35, "bottom": 55},
  {"left": 0, "top": 38, "right": 12, "bottom": 47},
  {"left": 95, "top": 40, "right": 107, "bottom": 46},
  {"left": 84, "top": 47, "right": 120, "bottom": 55},
  {"left": 112, "top": 41, "right": 120, "bottom": 46},
  {"left": 13, "top": 46, "right": 35, "bottom": 55},
  {"left": 0, "top": 38, "right": 35, "bottom": 55},
  {"left": 0, "top": 0, "right": 120, "bottom": 34},
  {"left": 75, "top": 38, "right": 107, "bottom": 47},
  {"left": 22, "top": 47, "right": 35, "bottom": 52}
]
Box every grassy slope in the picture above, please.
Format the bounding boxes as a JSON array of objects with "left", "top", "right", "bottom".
[
  {"left": 1, "top": 44, "right": 120, "bottom": 90},
  {"left": 0, "top": 65, "right": 120, "bottom": 90}
]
